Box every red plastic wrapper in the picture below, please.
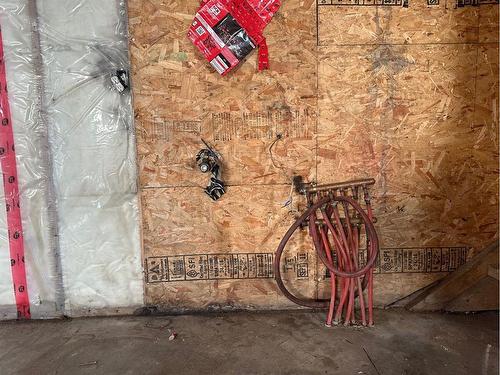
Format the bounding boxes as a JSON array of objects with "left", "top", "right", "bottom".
[{"left": 188, "top": 0, "right": 280, "bottom": 76}]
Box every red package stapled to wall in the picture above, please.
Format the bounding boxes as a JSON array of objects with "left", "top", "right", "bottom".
[{"left": 188, "top": 0, "right": 281, "bottom": 76}]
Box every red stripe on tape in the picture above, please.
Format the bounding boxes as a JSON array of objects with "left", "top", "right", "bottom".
[{"left": 0, "top": 26, "right": 31, "bottom": 319}]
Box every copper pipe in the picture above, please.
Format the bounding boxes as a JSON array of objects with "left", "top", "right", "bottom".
[{"left": 304, "top": 178, "right": 375, "bottom": 194}]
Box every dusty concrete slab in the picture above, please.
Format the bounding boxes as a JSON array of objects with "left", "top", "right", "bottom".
[{"left": 0, "top": 309, "right": 497, "bottom": 375}]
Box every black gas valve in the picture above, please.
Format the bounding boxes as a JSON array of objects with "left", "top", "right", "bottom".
[{"left": 196, "top": 140, "right": 225, "bottom": 201}]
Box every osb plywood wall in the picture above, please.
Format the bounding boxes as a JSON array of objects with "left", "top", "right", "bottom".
[{"left": 128, "top": 0, "right": 499, "bottom": 311}]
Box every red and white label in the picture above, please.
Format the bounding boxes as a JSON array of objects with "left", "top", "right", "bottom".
[{"left": 0, "top": 25, "right": 30, "bottom": 319}]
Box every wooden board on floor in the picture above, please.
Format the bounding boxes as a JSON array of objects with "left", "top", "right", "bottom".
[
  {"left": 129, "top": 0, "right": 499, "bottom": 311},
  {"left": 407, "top": 241, "right": 499, "bottom": 311}
]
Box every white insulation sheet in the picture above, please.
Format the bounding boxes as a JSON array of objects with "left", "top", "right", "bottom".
[{"left": 0, "top": 0, "right": 143, "bottom": 319}]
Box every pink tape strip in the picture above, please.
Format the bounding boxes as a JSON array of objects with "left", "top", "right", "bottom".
[{"left": 0, "top": 26, "right": 30, "bottom": 319}]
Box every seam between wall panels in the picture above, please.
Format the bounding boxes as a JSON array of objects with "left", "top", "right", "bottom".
[
  {"left": 123, "top": 0, "right": 147, "bottom": 309},
  {"left": 122, "top": 0, "right": 145, "bottom": 310},
  {"left": 26, "top": 1, "right": 65, "bottom": 316}
]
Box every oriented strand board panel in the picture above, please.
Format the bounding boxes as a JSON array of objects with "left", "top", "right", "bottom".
[
  {"left": 317, "top": 43, "right": 490, "bottom": 248},
  {"left": 142, "top": 186, "right": 317, "bottom": 309},
  {"left": 315, "top": 0, "right": 498, "bottom": 305},
  {"left": 318, "top": 0, "right": 480, "bottom": 45},
  {"left": 129, "top": 0, "right": 499, "bottom": 310},
  {"left": 129, "top": 0, "right": 319, "bottom": 310},
  {"left": 130, "top": 0, "right": 317, "bottom": 188}
]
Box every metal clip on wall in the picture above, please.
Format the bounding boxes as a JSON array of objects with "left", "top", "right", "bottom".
[
  {"left": 274, "top": 178, "right": 379, "bottom": 327},
  {"left": 110, "top": 69, "right": 129, "bottom": 94},
  {"left": 196, "top": 139, "right": 226, "bottom": 201}
]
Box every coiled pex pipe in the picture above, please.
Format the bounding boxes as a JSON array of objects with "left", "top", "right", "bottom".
[{"left": 274, "top": 195, "right": 379, "bottom": 326}]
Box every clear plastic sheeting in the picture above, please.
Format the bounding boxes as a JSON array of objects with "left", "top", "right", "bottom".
[
  {"left": 0, "top": 0, "right": 143, "bottom": 319},
  {"left": 0, "top": 1, "right": 57, "bottom": 320}
]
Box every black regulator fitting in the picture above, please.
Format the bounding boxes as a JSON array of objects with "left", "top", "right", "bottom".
[
  {"left": 196, "top": 139, "right": 225, "bottom": 201},
  {"left": 196, "top": 148, "right": 218, "bottom": 174}
]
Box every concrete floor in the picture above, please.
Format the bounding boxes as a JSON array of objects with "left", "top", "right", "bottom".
[{"left": 0, "top": 309, "right": 497, "bottom": 375}]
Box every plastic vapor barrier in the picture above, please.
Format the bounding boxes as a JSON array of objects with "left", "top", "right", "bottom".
[{"left": 0, "top": 0, "right": 143, "bottom": 319}]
